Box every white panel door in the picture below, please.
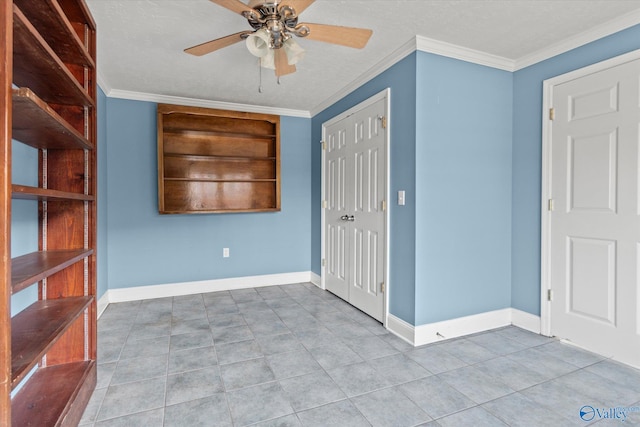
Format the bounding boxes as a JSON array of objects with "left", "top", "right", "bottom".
[
  {"left": 325, "top": 119, "right": 350, "bottom": 301},
  {"left": 348, "top": 101, "right": 386, "bottom": 321},
  {"left": 549, "top": 58, "right": 640, "bottom": 366},
  {"left": 323, "top": 96, "right": 387, "bottom": 322}
]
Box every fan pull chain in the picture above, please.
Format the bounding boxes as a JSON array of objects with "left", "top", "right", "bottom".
[{"left": 258, "top": 59, "right": 263, "bottom": 93}]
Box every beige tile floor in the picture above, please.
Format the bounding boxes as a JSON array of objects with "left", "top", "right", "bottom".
[{"left": 80, "top": 282, "right": 640, "bottom": 426}]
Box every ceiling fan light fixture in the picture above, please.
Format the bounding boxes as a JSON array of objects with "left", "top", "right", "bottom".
[
  {"left": 283, "top": 37, "right": 305, "bottom": 65},
  {"left": 260, "top": 49, "right": 276, "bottom": 70},
  {"left": 246, "top": 28, "right": 271, "bottom": 57},
  {"left": 186, "top": 0, "right": 372, "bottom": 77}
]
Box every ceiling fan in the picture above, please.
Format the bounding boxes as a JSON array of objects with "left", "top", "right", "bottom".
[{"left": 184, "top": 0, "right": 373, "bottom": 77}]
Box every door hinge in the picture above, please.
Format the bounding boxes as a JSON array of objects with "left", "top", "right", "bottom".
[
  {"left": 322, "top": 200, "right": 328, "bottom": 209},
  {"left": 381, "top": 200, "right": 386, "bottom": 212},
  {"left": 378, "top": 115, "right": 387, "bottom": 129},
  {"left": 548, "top": 198, "right": 554, "bottom": 211},
  {"left": 321, "top": 141, "right": 326, "bottom": 150},
  {"left": 381, "top": 282, "right": 385, "bottom": 293},
  {"left": 321, "top": 258, "right": 326, "bottom": 267},
  {"left": 547, "top": 289, "right": 553, "bottom": 301},
  {"left": 549, "top": 108, "right": 555, "bottom": 121}
]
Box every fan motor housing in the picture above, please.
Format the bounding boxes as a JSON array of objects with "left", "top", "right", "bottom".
[{"left": 247, "top": 2, "right": 299, "bottom": 31}]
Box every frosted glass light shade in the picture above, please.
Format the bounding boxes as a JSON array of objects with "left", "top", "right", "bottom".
[
  {"left": 284, "top": 38, "right": 305, "bottom": 65},
  {"left": 246, "top": 28, "right": 271, "bottom": 57}
]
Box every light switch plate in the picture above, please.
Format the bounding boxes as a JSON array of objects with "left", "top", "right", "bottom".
[{"left": 398, "top": 190, "right": 405, "bottom": 206}]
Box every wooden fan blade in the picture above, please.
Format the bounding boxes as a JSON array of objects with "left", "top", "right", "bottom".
[
  {"left": 274, "top": 48, "right": 296, "bottom": 77},
  {"left": 210, "top": 0, "right": 255, "bottom": 16},
  {"left": 284, "top": 0, "right": 315, "bottom": 14},
  {"left": 300, "top": 23, "right": 372, "bottom": 49},
  {"left": 248, "top": 0, "right": 263, "bottom": 8},
  {"left": 184, "top": 31, "right": 250, "bottom": 56}
]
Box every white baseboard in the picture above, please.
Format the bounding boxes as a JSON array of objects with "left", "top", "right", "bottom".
[
  {"left": 99, "top": 273, "right": 543, "bottom": 345},
  {"left": 386, "top": 314, "right": 415, "bottom": 345},
  {"left": 414, "top": 308, "right": 513, "bottom": 346},
  {"left": 387, "top": 308, "right": 542, "bottom": 346},
  {"left": 309, "top": 272, "right": 322, "bottom": 289},
  {"left": 104, "top": 271, "right": 316, "bottom": 306},
  {"left": 97, "top": 292, "right": 110, "bottom": 319},
  {"left": 511, "top": 308, "right": 541, "bottom": 334}
]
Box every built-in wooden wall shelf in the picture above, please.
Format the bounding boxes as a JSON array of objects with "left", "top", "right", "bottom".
[{"left": 158, "top": 104, "right": 281, "bottom": 214}]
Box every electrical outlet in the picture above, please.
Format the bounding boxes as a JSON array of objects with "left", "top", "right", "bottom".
[{"left": 223, "top": 247, "right": 230, "bottom": 258}]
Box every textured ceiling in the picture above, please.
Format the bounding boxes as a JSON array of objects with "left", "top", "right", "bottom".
[{"left": 87, "top": 0, "right": 640, "bottom": 114}]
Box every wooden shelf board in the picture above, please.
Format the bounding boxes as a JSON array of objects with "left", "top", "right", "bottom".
[
  {"left": 12, "top": 88, "right": 93, "bottom": 150},
  {"left": 12, "top": 5, "right": 94, "bottom": 107},
  {"left": 164, "top": 129, "right": 276, "bottom": 139},
  {"left": 162, "top": 208, "right": 280, "bottom": 215},
  {"left": 164, "top": 153, "right": 276, "bottom": 161},
  {"left": 57, "top": 0, "right": 97, "bottom": 30},
  {"left": 163, "top": 178, "right": 277, "bottom": 183},
  {"left": 11, "top": 297, "right": 93, "bottom": 388},
  {"left": 13, "top": 0, "right": 94, "bottom": 67},
  {"left": 11, "top": 249, "right": 93, "bottom": 294},
  {"left": 12, "top": 361, "right": 96, "bottom": 427},
  {"left": 12, "top": 184, "right": 94, "bottom": 202}
]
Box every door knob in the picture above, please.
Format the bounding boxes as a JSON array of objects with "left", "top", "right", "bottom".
[{"left": 341, "top": 215, "right": 355, "bottom": 222}]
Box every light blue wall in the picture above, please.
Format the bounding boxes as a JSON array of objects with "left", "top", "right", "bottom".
[
  {"left": 511, "top": 24, "right": 640, "bottom": 315},
  {"left": 90, "top": 22, "right": 640, "bottom": 324},
  {"left": 414, "top": 52, "right": 513, "bottom": 324},
  {"left": 97, "top": 87, "right": 108, "bottom": 299},
  {"left": 11, "top": 142, "right": 38, "bottom": 315},
  {"left": 312, "top": 54, "right": 418, "bottom": 324},
  {"left": 105, "top": 98, "right": 312, "bottom": 289},
  {"left": 312, "top": 52, "right": 513, "bottom": 326}
]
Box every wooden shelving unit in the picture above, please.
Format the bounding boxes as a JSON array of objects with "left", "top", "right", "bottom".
[
  {"left": 12, "top": 88, "right": 93, "bottom": 150},
  {"left": 1, "top": 0, "right": 97, "bottom": 425},
  {"left": 11, "top": 250, "right": 94, "bottom": 294},
  {"left": 157, "top": 104, "right": 281, "bottom": 214}
]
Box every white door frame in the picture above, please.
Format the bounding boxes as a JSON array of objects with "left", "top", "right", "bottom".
[
  {"left": 540, "top": 48, "right": 640, "bottom": 337},
  {"left": 321, "top": 88, "right": 391, "bottom": 326}
]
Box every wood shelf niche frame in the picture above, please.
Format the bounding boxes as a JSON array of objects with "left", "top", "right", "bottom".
[{"left": 157, "top": 104, "right": 281, "bottom": 214}]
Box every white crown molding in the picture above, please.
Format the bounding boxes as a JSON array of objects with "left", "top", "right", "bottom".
[
  {"left": 99, "top": 14, "right": 640, "bottom": 118},
  {"left": 97, "top": 70, "right": 113, "bottom": 96},
  {"left": 415, "top": 35, "right": 515, "bottom": 72},
  {"left": 106, "top": 88, "right": 311, "bottom": 118},
  {"left": 309, "top": 37, "right": 417, "bottom": 116},
  {"left": 309, "top": 35, "right": 515, "bottom": 117},
  {"left": 515, "top": 10, "right": 640, "bottom": 70}
]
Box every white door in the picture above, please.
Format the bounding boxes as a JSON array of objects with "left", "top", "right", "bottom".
[
  {"left": 547, "top": 56, "right": 640, "bottom": 366},
  {"left": 325, "top": 118, "right": 350, "bottom": 301},
  {"left": 324, "top": 96, "right": 387, "bottom": 322}
]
